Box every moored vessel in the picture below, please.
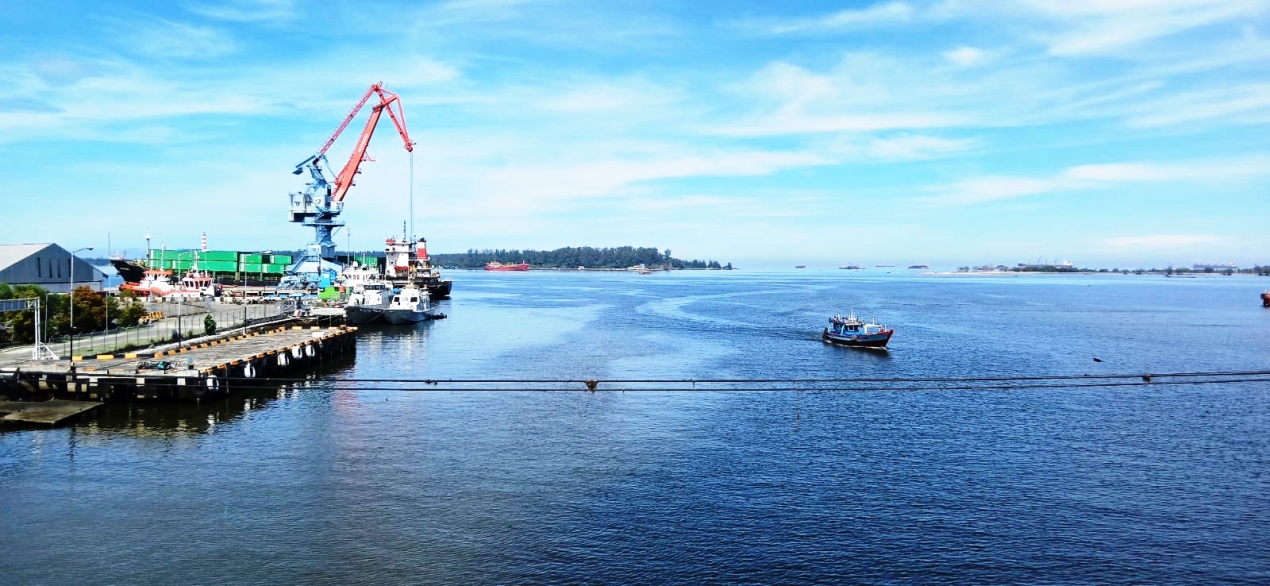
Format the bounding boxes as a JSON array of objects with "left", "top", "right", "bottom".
[
  {"left": 1262, "top": 290, "right": 1270, "bottom": 307},
  {"left": 343, "top": 281, "right": 392, "bottom": 325},
  {"left": 822, "top": 311, "right": 894, "bottom": 348},
  {"left": 382, "top": 286, "right": 443, "bottom": 324},
  {"left": 486, "top": 261, "right": 530, "bottom": 271},
  {"left": 110, "top": 258, "right": 148, "bottom": 284},
  {"left": 384, "top": 236, "right": 453, "bottom": 299},
  {"left": 120, "top": 269, "right": 175, "bottom": 297}
]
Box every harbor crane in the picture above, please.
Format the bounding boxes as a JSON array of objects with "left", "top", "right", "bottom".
[{"left": 286, "top": 82, "right": 414, "bottom": 281}]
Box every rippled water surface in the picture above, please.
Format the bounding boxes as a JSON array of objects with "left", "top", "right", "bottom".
[{"left": 3, "top": 270, "right": 1269, "bottom": 584}]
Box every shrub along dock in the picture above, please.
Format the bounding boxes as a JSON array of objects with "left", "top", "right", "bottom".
[{"left": 0, "top": 324, "right": 357, "bottom": 403}]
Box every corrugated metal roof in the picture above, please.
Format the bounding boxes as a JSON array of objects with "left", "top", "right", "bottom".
[{"left": 0, "top": 243, "right": 55, "bottom": 272}]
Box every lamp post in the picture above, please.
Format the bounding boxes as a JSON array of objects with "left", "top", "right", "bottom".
[{"left": 68, "top": 246, "right": 93, "bottom": 362}]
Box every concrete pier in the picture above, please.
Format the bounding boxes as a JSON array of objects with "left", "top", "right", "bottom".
[{"left": 0, "top": 324, "right": 357, "bottom": 402}]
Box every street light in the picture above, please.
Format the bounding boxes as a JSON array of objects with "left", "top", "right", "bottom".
[{"left": 68, "top": 246, "right": 93, "bottom": 363}]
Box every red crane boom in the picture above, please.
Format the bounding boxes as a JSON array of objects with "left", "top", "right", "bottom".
[{"left": 315, "top": 82, "right": 415, "bottom": 203}]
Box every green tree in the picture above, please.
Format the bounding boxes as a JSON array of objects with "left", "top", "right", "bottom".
[
  {"left": 204, "top": 314, "right": 217, "bottom": 335},
  {"left": 117, "top": 301, "right": 148, "bottom": 327},
  {"left": 70, "top": 286, "right": 106, "bottom": 332}
]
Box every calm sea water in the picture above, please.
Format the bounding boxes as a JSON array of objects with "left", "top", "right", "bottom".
[{"left": 3, "top": 270, "right": 1269, "bottom": 584}]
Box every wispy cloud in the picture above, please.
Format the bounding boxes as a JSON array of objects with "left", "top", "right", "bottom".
[
  {"left": 100, "top": 17, "right": 239, "bottom": 60},
  {"left": 1105, "top": 234, "right": 1223, "bottom": 248},
  {"left": 537, "top": 79, "right": 682, "bottom": 112},
  {"left": 1029, "top": 0, "right": 1267, "bottom": 56},
  {"left": 941, "top": 46, "right": 992, "bottom": 67},
  {"left": 1126, "top": 83, "right": 1270, "bottom": 127},
  {"left": 731, "top": 2, "right": 915, "bottom": 35},
  {"left": 186, "top": 0, "right": 296, "bottom": 22},
  {"left": 925, "top": 156, "right": 1270, "bottom": 205}
]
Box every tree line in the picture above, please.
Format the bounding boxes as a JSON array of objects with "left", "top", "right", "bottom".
[
  {"left": 429, "top": 246, "right": 731, "bottom": 270},
  {"left": 0, "top": 283, "right": 148, "bottom": 345}
]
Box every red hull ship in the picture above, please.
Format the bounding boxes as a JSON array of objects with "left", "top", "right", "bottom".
[
  {"left": 1262, "top": 291, "right": 1270, "bottom": 307},
  {"left": 485, "top": 261, "right": 529, "bottom": 271}
]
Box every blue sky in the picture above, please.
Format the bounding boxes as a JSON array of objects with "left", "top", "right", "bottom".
[{"left": 3, "top": 0, "right": 1268, "bottom": 268}]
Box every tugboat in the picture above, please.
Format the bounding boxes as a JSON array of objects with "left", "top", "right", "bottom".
[
  {"left": 1262, "top": 290, "right": 1270, "bottom": 307},
  {"left": 120, "top": 269, "right": 175, "bottom": 297},
  {"left": 822, "top": 311, "right": 894, "bottom": 348}
]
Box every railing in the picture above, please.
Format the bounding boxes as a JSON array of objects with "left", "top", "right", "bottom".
[{"left": 44, "top": 300, "right": 293, "bottom": 357}]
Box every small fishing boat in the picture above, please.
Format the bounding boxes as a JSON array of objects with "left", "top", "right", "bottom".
[{"left": 822, "top": 311, "right": 894, "bottom": 348}]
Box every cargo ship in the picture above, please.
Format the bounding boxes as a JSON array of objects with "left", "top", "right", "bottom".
[
  {"left": 112, "top": 250, "right": 295, "bottom": 288},
  {"left": 485, "top": 261, "right": 529, "bottom": 271},
  {"left": 383, "top": 237, "right": 452, "bottom": 299}
]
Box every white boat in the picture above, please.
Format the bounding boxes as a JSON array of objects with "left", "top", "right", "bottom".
[
  {"left": 344, "top": 281, "right": 392, "bottom": 325},
  {"left": 340, "top": 262, "right": 381, "bottom": 289},
  {"left": 166, "top": 267, "right": 219, "bottom": 299},
  {"left": 382, "top": 285, "right": 442, "bottom": 324}
]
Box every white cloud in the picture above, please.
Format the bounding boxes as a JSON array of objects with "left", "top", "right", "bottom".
[
  {"left": 1064, "top": 157, "right": 1270, "bottom": 182},
  {"left": 717, "top": 57, "right": 973, "bottom": 136},
  {"left": 109, "top": 17, "right": 239, "bottom": 60},
  {"left": 942, "top": 46, "right": 990, "bottom": 67},
  {"left": 821, "top": 134, "right": 979, "bottom": 162},
  {"left": 1126, "top": 83, "right": 1270, "bottom": 127},
  {"left": 717, "top": 112, "right": 968, "bottom": 136},
  {"left": 1105, "top": 234, "right": 1223, "bottom": 248},
  {"left": 924, "top": 156, "right": 1270, "bottom": 205},
  {"left": 924, "top": 176, "right": 1058, "bottom": 205},
  {"left": 1029, "top": 0, "right": 1266, "bottom": 56},
  {"left": 537, "top": 81, "right": 681, "bottom": 112},
  {"left": 769, "top": 2, "right": 915, "bottom": 34},
  {"left": 187, "top": 0, "right": 296, "bottom": 22}
]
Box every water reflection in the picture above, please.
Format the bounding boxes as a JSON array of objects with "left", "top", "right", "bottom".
[{"left": 69, "top": 354, "right": 357, "bottom": 439}]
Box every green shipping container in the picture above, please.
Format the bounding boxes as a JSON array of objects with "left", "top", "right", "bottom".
[
  {"left": 242, "top": 254, "right": 263, "bottom": 263},
  {"left": 202, "top": 251, "right": 238, "bottom": 261},
  {"left": 203, "top": 260, "right": 238, "bottom": 272},
  {"left": 272, "top": 255, "right": 292, "bottom": 264},
  {"left": 242, "top": 263, "right": 264, "bottom": 273},
  {"left": 264, "top": 264, "right": 285, "bottom": 274}
]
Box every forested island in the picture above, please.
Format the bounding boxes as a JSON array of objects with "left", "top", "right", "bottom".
[{"left": 429, "top": 246, "right": 731, "bottom": 270}]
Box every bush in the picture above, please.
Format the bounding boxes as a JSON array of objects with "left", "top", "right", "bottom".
[{"left": 204, "top": 314, "right": 217, "bottom": 335}]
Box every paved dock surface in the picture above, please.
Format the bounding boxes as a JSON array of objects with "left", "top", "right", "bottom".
[
  {"left": 3, "top": 325, "right": 353, "bottom": 377},
  {"left": 1, "top": 324, "right": 357, "bottom": 401},
  {"left": 0, "top": 400, "right": 102, "bottom": 426}
]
